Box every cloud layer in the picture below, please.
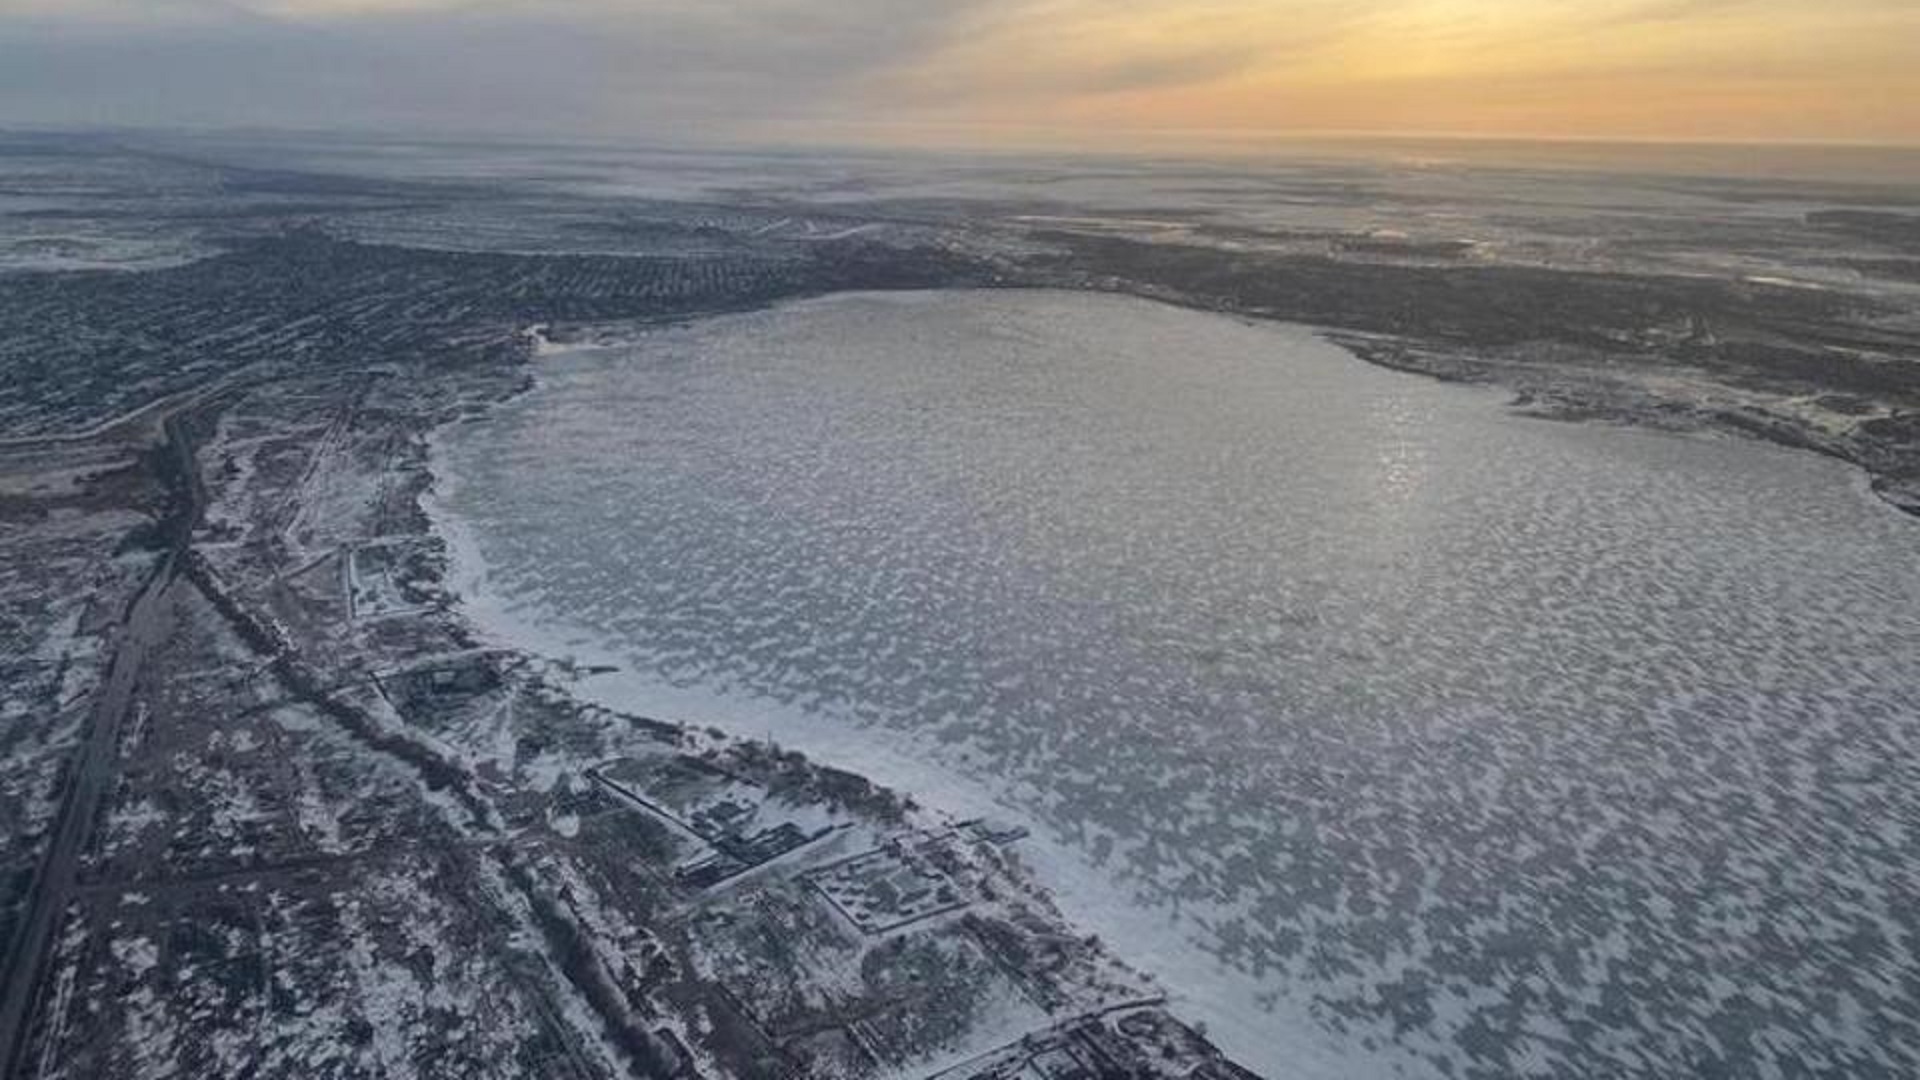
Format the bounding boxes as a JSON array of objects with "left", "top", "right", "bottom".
[{"left": 2, "top": 0, "right": 1915, "bottom": 145}]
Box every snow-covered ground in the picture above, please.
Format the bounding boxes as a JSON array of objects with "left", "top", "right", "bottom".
[{"left": 428, "top": 290, "right": 1920, "bottom": 1077}]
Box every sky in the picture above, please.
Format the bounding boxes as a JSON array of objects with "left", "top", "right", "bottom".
[{"left": 3, "top": 0, "right": 1917, "bottom": 149}]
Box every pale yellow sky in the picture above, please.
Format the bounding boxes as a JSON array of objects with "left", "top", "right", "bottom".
[
  {"left": 850, "top": 0, "right": 1920, "bottom": 145},
  {"left": 4, "top": 0, "right": 1916, "bottom": 146}
]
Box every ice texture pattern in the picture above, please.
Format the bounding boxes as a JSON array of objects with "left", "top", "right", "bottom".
[{"left": 435, "top": 290, "right": 1920, "bottom": 1078}]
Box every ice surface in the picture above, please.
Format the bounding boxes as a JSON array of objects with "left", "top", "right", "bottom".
[{"left": 433, "top": 290, "right": 1920, "bottom": 1077}]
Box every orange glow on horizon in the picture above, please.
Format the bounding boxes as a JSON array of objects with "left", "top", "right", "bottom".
[{"left": 826, "top": 0, "right": 1920, "bottom": 148}]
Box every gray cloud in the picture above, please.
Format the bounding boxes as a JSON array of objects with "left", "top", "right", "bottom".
[
  {"left": 0, "top": 0, "right": 990, "bottom": 138},
  {"left": 1073, "top": 45, "right": 1269, "bottom": 96}
]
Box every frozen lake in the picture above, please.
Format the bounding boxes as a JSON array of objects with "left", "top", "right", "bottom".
[{"left": 433, "top": 290, "right": 1920, "bottom": 1077}]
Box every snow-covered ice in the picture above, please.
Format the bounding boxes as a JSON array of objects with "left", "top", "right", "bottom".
[{"left": 431, "top": 289, "right": 1920, "bottom": 1077}]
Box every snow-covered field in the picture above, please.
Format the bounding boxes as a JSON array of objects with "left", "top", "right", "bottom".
[{"left": 430, "top": 290, "right": 1920, "bottom": 1077}]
